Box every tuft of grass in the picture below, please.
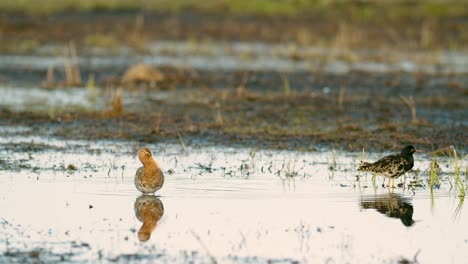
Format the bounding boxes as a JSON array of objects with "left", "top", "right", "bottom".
[
  {"left": 42, "top": 41, "right": 81, "bottom": 88},
  {"left": 43, "top": 64, "right": 55, "bottom": 88},
  {"left": 214, "top": 102, "right": 223, "bottom": 126},
  {"left": 152, "top": 112, "right": 162, "bottom": 133},
  {"left": 329, "top": 146, "right": 337, "bottom": 171},
  {"left": 86, "top": 74, "right": 96, "bottom": 101},
  {"left": 177, "top": 131, "right": 187, "bottom": 153},
  {"left": 400, "top": 95, "right": 418, "bottom": 124},
  {"left": 281, "top": 75, "right": 292, "bottom": 97},
  {"left": 420, "top": 18, "right": 436, "bottom": 48},
  {"left": 111, "top": 89, "right": 123, "bottom": 115},
  {"left": 47, "top": 106, "right": 56, "bottom": 120},
  {"left": 63, "top": 41, "right": 81, "bottom": 86},
  {"left": 103, "top": 88, "right": 123, "bottom": 117},
  {"left": 450, "top": 146, "right": 465, "bottom": 197},
  {"left": 248, "top": 147, "right": 258, "bottom": 171},
  {"left": 429, "top": 159, "right": 441, "bottom": 189},
  {"left": 277, "top": 158, "right": 299, "bottom": 179},
  {"left": 338, "top": 85, "right": 346, "bottom": 110},
  {"left": 428, "top": 159, "right": 442, "bottom": 212}
]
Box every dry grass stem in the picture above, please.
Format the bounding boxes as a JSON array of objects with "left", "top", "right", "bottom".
[
  {"left": 400, "top": 95, "right": 418, "bottom": 124},
  {"left": 44, "top": 64, "right": 55, "bottom": 88},
  {"left": 338, "top": 85, "right": 346, "bottom": 110}
]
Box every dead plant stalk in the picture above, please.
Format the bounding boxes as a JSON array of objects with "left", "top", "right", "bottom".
[{"left": 400, "top": 95, "right": 418, "bottom": 124}]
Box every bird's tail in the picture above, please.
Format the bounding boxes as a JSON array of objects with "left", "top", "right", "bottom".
[{"left": 358, "top": 161, "right": 372, "bottom": 171}]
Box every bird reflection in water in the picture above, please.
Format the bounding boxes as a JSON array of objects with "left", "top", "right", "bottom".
[
  {"left": 360, "top": 193, "right": 414, "bottom": 227},
  {"left": 134, "top": 195, "right": 164, "bottom": 242}
]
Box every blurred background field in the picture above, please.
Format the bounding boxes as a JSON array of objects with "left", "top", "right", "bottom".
[
  {"left": 1, "top": 0, "right": 467, "bottom": 18},
  {"left": 0, "top": 0, "right": 467, "bottom": 151},
  {"left": 1, "top": 2, "right": 468, "bottom": 263}
]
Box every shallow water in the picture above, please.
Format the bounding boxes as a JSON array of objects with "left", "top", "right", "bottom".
[
  {"left": 0, "top": 126, "right": 466, "bottom": 263},
  {"left": 0, "top": 86, "right": 170, "bottom": 113},
  {"left": 2, "top": 41, "right": 468, "bottom": 73}
]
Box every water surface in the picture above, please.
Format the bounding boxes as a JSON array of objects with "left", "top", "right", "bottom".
[{"left": 0, "top": 128, "right": 466, "bottom": 263}]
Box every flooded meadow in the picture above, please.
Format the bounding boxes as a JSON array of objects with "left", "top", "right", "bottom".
[
  {"left": 0, "top": 126, "right": 467, "bottom": 263},
  {"left": 1, "top": 6, "right": 468, "bottom": 264}
]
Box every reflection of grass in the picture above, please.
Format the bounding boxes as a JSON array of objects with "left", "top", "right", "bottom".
[
  {"left": 277, "top": 158, "right": 299, "bottom": 179},
  {"left": 453, "top": 195, "right": 465, "bottom": 220},
  {"left": 430, "top": 187, "right": 436, "bottom": 213}
]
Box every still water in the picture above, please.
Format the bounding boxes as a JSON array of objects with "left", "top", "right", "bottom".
[{"left": 0, "top": 129, "right": 466, "bottom": 263}]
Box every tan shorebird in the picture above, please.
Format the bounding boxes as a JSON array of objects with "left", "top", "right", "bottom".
[
  {"left": 135, "top": 147, "right": 164, "bottom": 194},
  {"left": 134, "top": 195, "right": 164, "bottom": 242}
]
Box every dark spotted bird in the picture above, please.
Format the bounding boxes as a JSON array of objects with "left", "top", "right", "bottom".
[
  {"left": 360, "top": 193, "right": 414, "bottom": 227},
  {"left": 358, "top": 145, "right": 420, "bottom": 188},
  {"left": 135, "top": 147, "right": 164, "bottom": 194},
  {"left": 134, "top": 195, "right": 164, "bottom": 242}
]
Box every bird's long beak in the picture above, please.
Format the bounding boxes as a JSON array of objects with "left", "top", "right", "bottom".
[{"left": 415, "top": 149, "right": 423, "bottom": 153}]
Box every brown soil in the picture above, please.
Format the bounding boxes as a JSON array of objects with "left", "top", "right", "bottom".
[
  {"left": 0, "top": 11, "right": 467, "bottom": 53},
  {"left": 1, "top": 70, "right": 466, "bottom": 152},
  {"left": 0, "top": 12, "right": 466, "bottom": 152}
]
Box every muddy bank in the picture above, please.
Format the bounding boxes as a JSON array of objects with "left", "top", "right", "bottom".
[
  {"left": 0, "top": 11, "right": 466, "bottom": 152},
  {"left": 1, "top": 74, "right": 466, "bottom": 152},
  {"left": 1, "top": 11, "right": 467, "bottom": 54}
]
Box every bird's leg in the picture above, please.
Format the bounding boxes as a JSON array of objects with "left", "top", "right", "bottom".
[
  {"left": 392, "top": 178, "right": 395, "bottom": 189},
  {"left": 387, "top": 178, "right": 391, "bottom": 188},
  {"left": 382, "top": 178, "right": 386, "bottom": 187}
]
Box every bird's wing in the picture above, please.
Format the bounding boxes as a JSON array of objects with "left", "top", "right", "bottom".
[
  {"left": 135, "top": 167, "right": 144, "bottom": 178},
  {"left": 371, "top": 155, "right": 408, "bottom": 176}
]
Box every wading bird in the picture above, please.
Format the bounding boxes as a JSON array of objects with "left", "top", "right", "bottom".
[
  {"left": 135, "top": 147, "right": 164, "bottom": 194},
  {"left": 358, "top": 145, "right": 420, "bottom": 188}
]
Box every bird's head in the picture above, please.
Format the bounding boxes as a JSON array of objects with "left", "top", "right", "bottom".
[
  {"left": 138, "top": 147, "right": 153, "bottom": 163},
  {"left": 401, "top": 145, "right": 420, "bottom": 155}
]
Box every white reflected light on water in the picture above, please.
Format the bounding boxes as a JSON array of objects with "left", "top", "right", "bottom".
[
  {"left": 1, "top": 40, "right": 468, "bottom": 73},
  {"left": 0, "top": 130, "right": 467, "bottom": 263}
]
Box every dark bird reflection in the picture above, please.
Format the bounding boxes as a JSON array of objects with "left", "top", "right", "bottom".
[
  {"left": 134, "top": 195, "right": 164, "bottom": 242},
  {"left": 360, "top": 193, "right": 414, "bottom": 227}
]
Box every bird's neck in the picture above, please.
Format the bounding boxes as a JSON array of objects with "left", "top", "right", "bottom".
[
  {"left": 402, "top": 153, "right": 414, "bottom": 163},
  {"left": 143, "top": 158, "right": 159, "bottom": 169}
]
